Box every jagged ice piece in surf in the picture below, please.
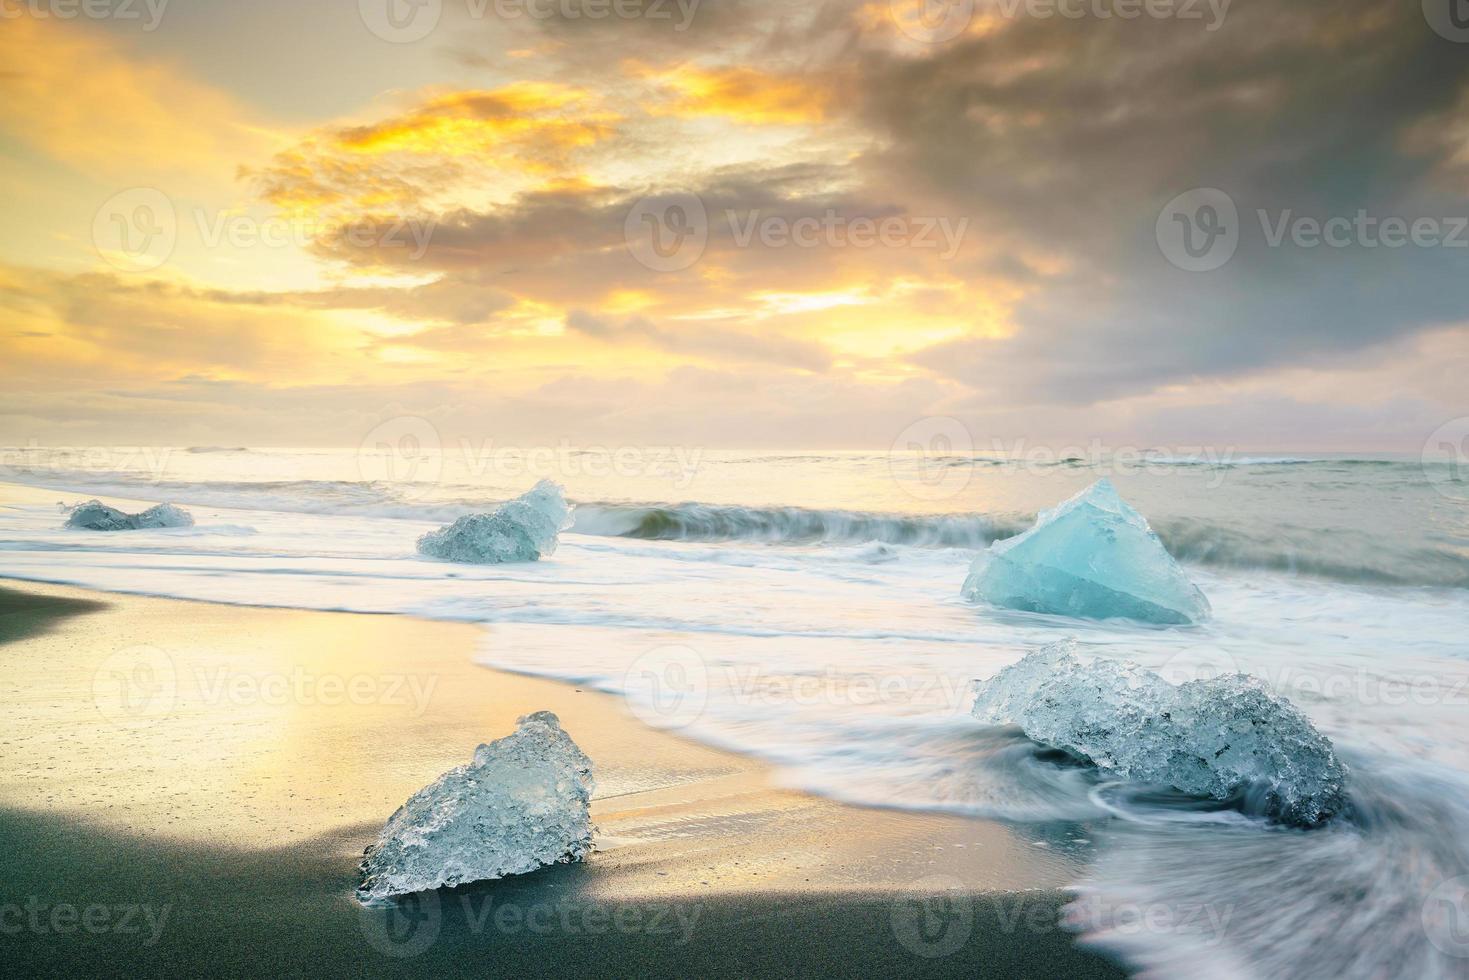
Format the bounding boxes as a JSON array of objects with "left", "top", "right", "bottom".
[
  {"left": 971, "top": 640, "right": 1348, "bottom": 827},
  {"left": 356, "top": 711, "right": 595, "bottom": 906},
  {"left": 417, "top": 479, "right": 572, "bottom": 563},
  {"left": 962, "top": 479, "right": 1209, "bottom": 624},
  {"left": 64, "top": 499, "right": 194, "bottom": 531}
]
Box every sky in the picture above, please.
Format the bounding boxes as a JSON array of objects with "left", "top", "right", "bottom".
[{"left": 1, "top": 0, "right": 1466, "bottom": 451}]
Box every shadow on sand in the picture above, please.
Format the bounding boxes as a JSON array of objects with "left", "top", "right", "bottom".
[
  {"left": 0, "top": 807, "right": 1125, "bottom": 979},
  {"left": 0, "top": 585, "right": 109, "bottom": 645}
]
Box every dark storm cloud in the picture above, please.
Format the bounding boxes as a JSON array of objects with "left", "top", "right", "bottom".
[
  {"left": 274, "top": 0, "right": 1469, "bottom": 410},
  {"left": 848, "top": 0, "right": 1469, "bottom": 400}
]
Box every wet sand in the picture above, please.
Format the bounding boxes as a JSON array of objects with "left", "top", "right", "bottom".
[{"left": 0, "top": 580, "right": 1125, "bottom": 977}]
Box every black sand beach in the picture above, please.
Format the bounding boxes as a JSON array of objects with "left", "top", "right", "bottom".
[{"left": 0, "top": 582, "right": 1126, "bottom": 978}]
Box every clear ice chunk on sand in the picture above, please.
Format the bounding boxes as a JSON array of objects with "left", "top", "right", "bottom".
[
  {"left": 64, "top": 499, "right": 194, "bottom": 531},
  {"left": 357, "top": 711, "right": 595, "bottom": 906},
  {"left": 971, "top": 640, "right": 1348, "bottom": 826},
  {"left": 962, "top": 479, "right": 1209, "bottom": 625},
  {"left": 417, "top": 479, "right": 572, "bottom": 563}
]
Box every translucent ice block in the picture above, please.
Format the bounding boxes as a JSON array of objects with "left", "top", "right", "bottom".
[
  {"left": 357, "top": 711, "right": 595, "bottom": 905},
  {"left": 64, "top": 500, "right": 194, "bottom": 531},
  {"left": 972, "top": 641, "right": 1348, "bottom": 826},
  {"left": 962, "top": 479, "right": 1209, "bottom": 624},
  {"left": 417, "top": 479, "right": 572, "bottom": 563}
]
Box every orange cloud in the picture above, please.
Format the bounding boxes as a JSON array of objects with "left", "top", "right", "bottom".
[
  {"left": 632, "top": 63, "right": 831, "bottom": 125},
  {"left": 335, "top": 84, "right": 617, "bottom": 157},
  {"left": 0, "top": 15, "right": 269, "bottom": 182},
  {"left": 246, "top": 83, "right": 619, "bottom": 221}
]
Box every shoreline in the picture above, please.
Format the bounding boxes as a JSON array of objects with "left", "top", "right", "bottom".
[{"left": 0, "top": 579, "right": 1125, "bottom": 977}]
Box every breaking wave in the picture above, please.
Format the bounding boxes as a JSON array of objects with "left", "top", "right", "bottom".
[
  {"left": 571, "top": 502, "right": 1018, "bottom": 548},
  {"left": 2, "top": 456, "right": 1464, "bottom": 589}
]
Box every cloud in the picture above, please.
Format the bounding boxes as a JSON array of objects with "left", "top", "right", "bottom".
[
  {"left": 5, "top": 0, "right": 1466, "bottom": 449},
  {"left": 565, "top": 308, "right": 832, "bottom": 369},
  {"left": 0, "top": 15, "right": 270, "bottom": 182},
  {"left": 848, "top": 0, "right": 1469, "bottom": 398},
  {"left": 243, "top": 82, "right": 618, "bottom": 219},
  {"left": 634, "top": 63, "right": 833, "bottom": 123}
]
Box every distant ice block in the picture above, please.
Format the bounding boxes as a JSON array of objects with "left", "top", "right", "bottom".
[
  {"left": 357, "top": 711, "right": 595, "bottom": 906},
  {"left": 417, "top": 479, "right": 572, "bottom": 563},
  {"left": 971, "top": 641, "right": 1348, "bottom": 826},
  {"left": 64, "top": 500, "right": 194, "bottom": 531},
  {"left": 962, "top": 479, "right": 1209, "bottom": 625}
]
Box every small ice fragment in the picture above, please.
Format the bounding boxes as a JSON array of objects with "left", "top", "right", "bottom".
[
  {"left": 971, "top": 640, "right": 1348, "bottom": 827},
  {"left": 416, "top": 479, "right": 572, "bottom": 563},
  {"left": 962, "top": 479, "right": 1209, "bottom": 625},
  {"left": 64, "top": 500, "right": 194, "bottom": 531},
  {"left": 356, "top": 711, "right": 595, "bottom": 905}
]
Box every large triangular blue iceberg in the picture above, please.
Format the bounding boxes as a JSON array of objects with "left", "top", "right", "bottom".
[{"left": 962, "top": 479, "right": 1209, "bottom": 625}]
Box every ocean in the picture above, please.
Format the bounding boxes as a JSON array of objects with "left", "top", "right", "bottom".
[{"left": 1, "top": 443, "right": 1467, "bottom": 977}]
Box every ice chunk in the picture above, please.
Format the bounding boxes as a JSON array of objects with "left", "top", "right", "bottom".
[
  {"left": 971, "top": 641, "right": 1348, "bottom": 826},
  {"left": 962, "top": 479, "right": 1209, "bottom": 625},
  {"left": 64, "top": 499, "right": 194, "bottom": 531},
  {"left": 357, "top": 711, "right": 595, "bottom": 906},
  {"left": 416, "top": 479, "right": 572, "bottom": 563}
]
